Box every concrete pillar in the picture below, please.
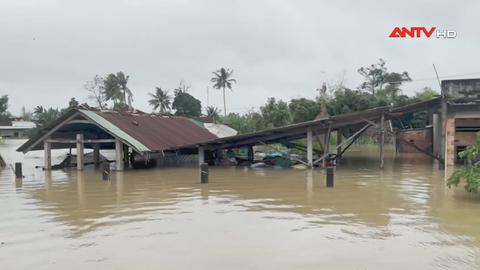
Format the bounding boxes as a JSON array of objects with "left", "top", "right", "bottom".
[
  {"left": 44, "top": 140, "right": 51, "bottom": 170},
  {"left": 432, "top": 113, "right": 440, "bottom": 157},
  {"left": 440, "top": 100, "right": 448, "bottom": 169},
  {"left": 445, "top": 116, "right": 455, "bottom": 167},
  {"left": 307, "top": 127, "right": 313, "bottom": 167},
  {"left": 115, "top": 139, "right": 124, "bottom": 171},
  {"left": 76, "top": 134, "right": 84, "bottom": 171},
  {"left": 379, "top": 113, "right": 385, "bottom": 169},
  {"left": 198, "top": 146, "right": 205, "bottom": 165},
  {"left": 93, "top": 143, "right": 100, "bottom": 165}
]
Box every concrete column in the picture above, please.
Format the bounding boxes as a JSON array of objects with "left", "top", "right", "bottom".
[
  {"left": 440, "top": 100, "right": 448, "bottom": 169},
  {"left": 445, "top": 116, "right": 455, "bottom": 167},
  {"left": 44, "top": 140, "right": 51, "bottom": 170},
  {"left": 76, "top": 134, "right": 84, "bottom": 171},
  {"left": 379, "top": 114, "right": 385, "bottom": 169},
  {"left": 115, "top": 139, "right": 124, "bottom": 171},
  {"left": 198, "top": 146, "right": 205, "bottom": 165},
  {"left": 307, "top": 127, "right": 313, "bottom": 167},
  {"left": 93, "top": 143, "right": 100, "bottom": 165},
  {"left": 432, "top": 113, "right": 440, "bottom": 157}
]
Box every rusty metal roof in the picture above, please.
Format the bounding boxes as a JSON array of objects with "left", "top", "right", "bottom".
[
  {"left": 17, "top": 108, "right": 218, "bottom": 153},
  {"left": 94, "top": 111, "right": 218, "bottom": 151}
]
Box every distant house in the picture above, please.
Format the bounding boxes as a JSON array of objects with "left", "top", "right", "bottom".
[{"left": 0, "top": 118, "right": 36, "bottom": 138}]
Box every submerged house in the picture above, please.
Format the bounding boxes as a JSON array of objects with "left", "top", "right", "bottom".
[
  {"left": 0, "top": 118, "right": 36, "bottom": 138},
  {"left": 17, "top": 107, "right": 218, "bottom": 170}
]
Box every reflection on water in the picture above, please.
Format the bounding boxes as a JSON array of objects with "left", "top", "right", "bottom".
[{"left": 1, "top": 140, "right": 480, "bottom": 269}]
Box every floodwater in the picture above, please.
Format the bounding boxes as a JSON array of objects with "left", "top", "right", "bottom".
[{"left": 1, "top": 140, "right": 480, "bottom": 270}]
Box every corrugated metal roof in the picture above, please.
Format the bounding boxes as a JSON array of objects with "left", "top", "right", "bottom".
[
  {"left": 95, "top": 111, "right": 218, "bottom": 151},
  {"left": 80, "top": 110, "right": 150, "bottom": 152},
  {"left": 17, "top": 108, "right": 218, "bottom": 153}
]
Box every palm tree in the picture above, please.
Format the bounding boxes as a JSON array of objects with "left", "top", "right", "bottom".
[
  {"left": 148, "top": 87, "right": 171, "bottom": 113},
  {"left": 103, "top": 72, "right": 133, "bottom": 110},
  {"left": 210, "top": 67, "right": 236, "bottom": 116},
  {"left": 205, "top": 106, "right": 221, "bottom": 121}
]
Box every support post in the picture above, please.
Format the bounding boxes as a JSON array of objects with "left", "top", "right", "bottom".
[
  {"left": 76, "top": 134, "right": 84, "bottom": 171},
  {"left": 336, "top": 129, "right": 342, "bottom": 160},
  {"left": 440, "top": 98, "right": 447, "bottom": 169},
  {"left": 198, "top": 146, "right": 205, "bottom": 165},
  {"left": 102, "top": 163, "right": 110, "bottom": 181},
  {"left": 326, "top": 166, "right": 334, "bottom": 188},
  {"left": 323, "top": 125, "right": 331, "bottom": 168},
  {"left": 44, "top": 140, "right": 51, "bottom": 170},
  {"left": 15, "top": 162, "right": 22, "bottom": 178},
  {"left": 115, "top": 139, "right": 124, "bottom": 171},
  {"left": 93, "top": 143, "right": 100, "bottom": 165},
  {"left": 445, "top": 116, "right": 455, "bottom": 167},
  {"left": 200, "top": 163, "right": 209, "bottom": 184},
  {"left": 379, "top": 114, "right": 385, "bottom": 169},
  {"left": 306, "top": 127, "right": 313, "bottom": 167}
]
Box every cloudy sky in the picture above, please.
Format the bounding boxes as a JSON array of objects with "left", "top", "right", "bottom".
[{"left": 1, "top": 0, "right": 479, "bottom": 115}]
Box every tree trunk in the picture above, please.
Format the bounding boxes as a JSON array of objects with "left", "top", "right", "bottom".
[{"left": 223, "top": 87, "right": 227, "bottom": 116}]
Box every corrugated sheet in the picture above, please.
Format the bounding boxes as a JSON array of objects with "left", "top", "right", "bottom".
[
  {"left": 80, "top": 110, "right": 150, "bottom": 152},
  {"left": 95, "top": 111, "right": 217, "bottom": 151}
]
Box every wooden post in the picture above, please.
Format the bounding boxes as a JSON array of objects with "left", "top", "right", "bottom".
[
  {"left": 307, "top": 127, "right": 313, "bottom": 167},
  {"left": 323, "top": 125, "right": 331, "bottom": 167},
  {"left": 14, "top": 162, "right": 22, "bottom": 178},
  {"left": 336, "top": 129, "right": 342, "bottom": 159},
  {"left": 93, "top": 143, "right": 100, "bottom": 165},
  {"left": 200, "top": 163, "right": 209, "bottom": 184},
  {"left": 432, "top": 113, "right": 440, "bottom": 158},
  {"left": 44, "top": 140, "right": 51, "bottom": 170},
  {"left": 326, "top": 166, "right": 334, "bottom": 188},
  {"left": 102, "top": 163, "right": 110, "bottom": 181},
  {"left": 379, "top": 113, "right": 385, "bottom": 169},
  {"left": 115, "top": 139, "right": 124, "bottom": 171},
  {"left": 76, "top": 134, "right": 84, "bottom": 171}
]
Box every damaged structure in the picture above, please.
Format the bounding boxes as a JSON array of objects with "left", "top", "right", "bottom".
[
  {"left": 17, "top": 78, "right": 480, "bottom": 173},
  {"left": 17, "top": 108, "right": 218, "bottom": 170}
]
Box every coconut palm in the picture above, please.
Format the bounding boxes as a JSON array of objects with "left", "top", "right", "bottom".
[
  {"left": 205, "top": 106, "right": 221, "bottom": 120},
  {"left": 103, "top": 72, "right": 133, "bottom": 110},
  {"left": 149, "top": 87, "right": 172, "bottom": 113},
  {"left": 210, "top": 67, "right": 236, "bottom": 116}
]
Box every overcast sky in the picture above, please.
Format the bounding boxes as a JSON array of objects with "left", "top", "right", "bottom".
[{"left": 1, "top": 0, "right": 479, "bottom": 115}]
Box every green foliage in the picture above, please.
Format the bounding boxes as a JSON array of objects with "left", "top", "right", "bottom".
[
  {"left": 172, "top": 91, "right": 201, "bottom": 117},
  {"left": 206, "top": 106, "right": 221, "bottom": 120},
  {"left": 414, "top": 87, "right": 439, "bottom": 101},
  {"left": 68, "top": 98, "right": 79, "bottom": 108},
  {"left": 103, "top": 72, "right": 132, "bottom": 110},
  {"left": 448, "top": 137, "right": 480, "bottom": 192},
  {"left": 221, "top": 111, "right": 265, "bottom": 134},
  {"left": 327, "top": 87, "right": 377, "bottom": 115},
  {"left": 289, "top": 98, "right": 320, "bottom": 123},
  {"left": 357, "top": 58, "right": 411, "bottom": 96},
  {"left": 0, "top": 95, "right": 10, "bottom": 117},
  {"left": 32, "top": 106, "right": 62, "bottom": 129},
  {"left": 260, "top": 98, "right": 291, "bottom": 128},
  {"left": 148, "top": 87, "right": 171, "bottom": 113}
]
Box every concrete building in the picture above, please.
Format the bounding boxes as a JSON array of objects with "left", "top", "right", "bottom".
[{"left": 441, "top": 79, "right": 480, "bottom": 167}]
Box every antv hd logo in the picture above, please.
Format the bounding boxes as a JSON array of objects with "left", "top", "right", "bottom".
[{"left": 389, "top": 27, "right": 457, "bottom": 39}]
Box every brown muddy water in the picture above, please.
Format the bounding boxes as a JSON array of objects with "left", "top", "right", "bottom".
[{"left": 1, "top": 139, "right": 480, "bottom": 269}]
